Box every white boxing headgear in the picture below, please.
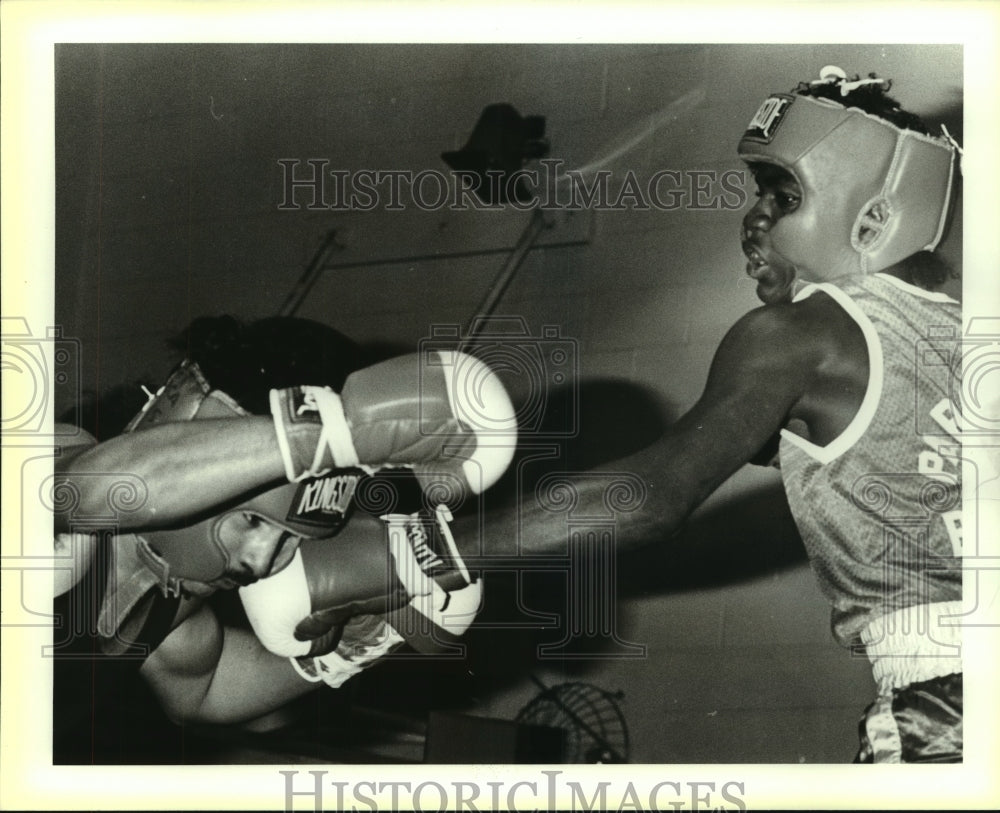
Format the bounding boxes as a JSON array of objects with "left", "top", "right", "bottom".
[
  {"left": 737, "top": 91, "right": 958, "bottom": 278},
  {"left": 126, "top": 360, "right": 362, "bottom": 595}
]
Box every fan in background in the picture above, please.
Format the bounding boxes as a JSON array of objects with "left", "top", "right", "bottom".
[{"left": 516, "top": 675, "right": 629, "bottom": 763}]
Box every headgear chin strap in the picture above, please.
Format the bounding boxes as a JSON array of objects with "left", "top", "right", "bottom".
[
  {"left": 738, "top": 90, "right": 958, "bottom": 278},
  {"left": 127, "top": 360, "right": 361, "bottom": 596}
]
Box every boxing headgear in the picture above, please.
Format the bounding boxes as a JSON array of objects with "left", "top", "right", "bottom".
[
  {"left": 737, "top": 90, "right": 958, "bottom": 278},
  {"left": 126, "top": 361, "right": 362, "bottom": 596}
]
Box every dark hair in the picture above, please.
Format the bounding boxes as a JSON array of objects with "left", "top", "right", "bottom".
[
  {"left": 793, "top": 72, "right": 958, "bottom": 288},
  {"left": 793, "top": 73, "right": 930, "bottom": 134},
  {"left": 61, "top": 316, "right": 367, "bottom": 439},
  {"left": 168, "top": 315, "right": 368, "bottom": 415},
  {"left": 59, "top": 383, "right": 151, "bottom": 443}
]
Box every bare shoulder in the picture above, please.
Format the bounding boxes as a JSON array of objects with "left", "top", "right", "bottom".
[
  {"left": 720, "top": 291, "right": 869, "bottom": 446},
  {"left": 714, "top": 293, "right": 858, "bottom": 379},
  {"left": 731, "top": 291, "right": 856, "bottom": 344}
]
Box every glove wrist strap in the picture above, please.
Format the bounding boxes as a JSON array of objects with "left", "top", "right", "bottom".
[
  {"left": 381, "top": 506, "right": 473, "bottom": 598},
  {"left": 270, "top": 386, "right": 362, "bottom": 482},
  {"left": 311, "top": 388, "right": 360, "bottom": 472}
]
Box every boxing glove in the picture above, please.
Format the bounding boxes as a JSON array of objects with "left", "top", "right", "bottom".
[
  {"left": 270, "top": 350, "right": 517, "bottom": 496},
  {"left": 239, "top": 507, "right": 481, "bottom": 658},
  {"left": 289, "top": 613, "right": 405, "bottom": 689}
]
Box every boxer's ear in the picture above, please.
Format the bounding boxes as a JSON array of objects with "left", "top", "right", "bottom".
[{"left": 854, "top": 198, "right": 891, "bottom": 249}]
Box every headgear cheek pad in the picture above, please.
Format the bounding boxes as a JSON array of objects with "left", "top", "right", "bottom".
[
  {"left": 737, "top": 93, "right": 958, "bottom": 278},
  {"left": 125, "top": 360, "right": 362, "bottom": 596}
]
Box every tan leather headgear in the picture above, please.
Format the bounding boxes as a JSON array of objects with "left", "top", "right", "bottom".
[{"left": 738, "top": 91, "right": 957, "bottom": 278}]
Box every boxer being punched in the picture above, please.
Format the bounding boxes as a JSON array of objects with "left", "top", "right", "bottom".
[{"left": 53, "top": 315, "right": 517, "bottom": 725}]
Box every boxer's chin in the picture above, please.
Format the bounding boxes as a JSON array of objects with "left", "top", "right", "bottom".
[
  {"left": 753, "top": 267, "right": 796, "bottom": 304},
  {"left": 756, "top": 279, "right": 794, "bottom": 305},
  {"left": 181, "top": 579, "right": 218, "bottom": 598}
]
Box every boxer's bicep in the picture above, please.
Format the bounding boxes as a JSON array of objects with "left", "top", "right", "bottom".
[
  {"left": 647, "top": 307, "right": 821, "bottom": 521},
  {"left": 142, "top": 601, "right": 321, "bottom": 724},
  {"left": 139, "top": 603, "right": 223, "bottom": 723},
  {"left": 53, "top": 427, "right": 98, "bottom": 533},
  {"left": 54, "top": 417, "right": 285, "bottom": 531}
]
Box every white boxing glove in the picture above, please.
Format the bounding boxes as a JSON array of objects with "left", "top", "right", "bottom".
[{"left": 290, "top": 613, "right": 404, "bottom": 688}]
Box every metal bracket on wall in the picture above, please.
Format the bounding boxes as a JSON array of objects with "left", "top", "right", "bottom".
[{"left": 277, "top": 209, "right": 592, "bottom": 337}]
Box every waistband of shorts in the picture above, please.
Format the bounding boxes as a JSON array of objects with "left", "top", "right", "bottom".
[{"left": 860, "top": 601, "right": 964, "bottom": 695}]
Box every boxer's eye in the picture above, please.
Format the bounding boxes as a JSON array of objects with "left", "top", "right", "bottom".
[
  {"left": 242, "top": 512, "right": 261, "bottom": 528},
  {"left": 776, "top": 189, "right": 800, "bottom": 212}
]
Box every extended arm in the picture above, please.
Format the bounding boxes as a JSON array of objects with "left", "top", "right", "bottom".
[
  {"left": 54, "top": 349, "right": 517, "bottom": 534},
  {"left": 53, "top": 417, "right": 289, "bottom": 533},
  {"left": 466, "top": 305, "right": 825, "bottom": 558}
]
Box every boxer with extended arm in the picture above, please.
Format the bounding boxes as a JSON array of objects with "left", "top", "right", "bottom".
[{"left": 496, "top": 68, "right": 964, "bottom": 763}]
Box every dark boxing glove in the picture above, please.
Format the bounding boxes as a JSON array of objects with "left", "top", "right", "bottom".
[
  {"left": 270, "top": 350, "right": 517, "bottom": 497},
  {"left": 239, "top": 507, "right": 481, "bottom": 660}
]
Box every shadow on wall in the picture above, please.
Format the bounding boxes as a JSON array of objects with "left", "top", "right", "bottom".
[
  {"left": 451, "top": 482, "right": 805, "bottom": 683},
  {"left": 485, "top": 376, "right": 676, "bottom": 499},
  {"left": 618, "top": 482, "right": 804, "bottom": 594},
  {"left": 336, "top": 477, "right": 806, "bottom": 758},
  {"left": 417, "top": 374, "right": 806, "bottom": 694},
  {"left": 58, "top": 381, "right": 152, "bottom": 441},
  {"left": 478, "top": 374, "right": 805, "bottom": 590}
]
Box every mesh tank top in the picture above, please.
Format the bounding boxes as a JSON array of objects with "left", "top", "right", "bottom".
[{"left": 778, "top": 273, "right": 962, "bottom": 647}]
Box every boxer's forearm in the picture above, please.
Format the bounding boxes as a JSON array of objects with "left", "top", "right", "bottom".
[
  {"left": 455, "top": 443, "right": 692, "bottom": 562},
  {"left": 53, "top": 417, "right": 310, "bottom": 532}
]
